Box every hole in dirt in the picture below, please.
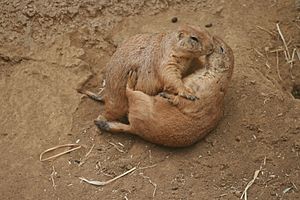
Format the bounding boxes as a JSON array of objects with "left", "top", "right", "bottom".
[{"left": 291, "top": 84, "right": 300, "bottom": 99}]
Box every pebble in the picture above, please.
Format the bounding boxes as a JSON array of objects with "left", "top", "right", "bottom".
[
  {"left": 171, "top": 17, "right": 178, "bottom": 23},
  {"left": 171, "top": 186, "right": 179, "bottom": 190},
  {"left": 205, "top": 23, "right": 213, "bottom": 28}
]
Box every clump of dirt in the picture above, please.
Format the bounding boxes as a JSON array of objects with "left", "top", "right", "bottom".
[{"left": 0, "top": 0, "right": 300, "bottom": 200}]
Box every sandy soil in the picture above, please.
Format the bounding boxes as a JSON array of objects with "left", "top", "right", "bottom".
[{"left": 0, "top": 0, "right": 300, "bottom": 199}]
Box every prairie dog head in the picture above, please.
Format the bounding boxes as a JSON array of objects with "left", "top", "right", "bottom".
[{"left": 174, "top": 25, "right": 214, "bottom": 56}]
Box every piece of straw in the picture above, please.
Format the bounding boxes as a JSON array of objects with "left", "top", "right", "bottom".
[
  {"left": 240, "top": 169, "right": 261, "bottom": 200},
  {"left": 276, "top": 23, "right": 290, "bottom": 60},
  {"left": 40, "top": 144, "right": 82, "bottom": 161},
  {"left": 79, "top": 167, "right": 136, "bottom": 186}
]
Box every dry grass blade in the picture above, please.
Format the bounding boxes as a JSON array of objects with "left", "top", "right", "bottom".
[
  {"left": 253, "top": 48, "right": 264, "bottom": 57},
  {"left": 79, "top": 167, "right": 136, "bottom": 186},
  {"left": 138, "top": 164, "right": 157, "bottom": 170},
  {"left": 139, "top": 173, "right": 157, "bottom": 197},
  {"left": 276, "top": 50, "right": 283, "bottom": 81},
  {"left": 84, "top": 144, "right": 95, "bottom": 157},
  {"left": 108, "top": 141, "right": 125, "bottom": 153},
  {"left": 265, "top": 62, "right": 271, "bottom": 69},
  {"left": 270, "top": 49, "right": 284, "bottom": 53},
  {"left": 289, "top": 48, "right": 296, "bottom": 79},
  {"left": 240, "top": 169, "right": 261, "bottom": 200},
  {"left": 283, "top": 187, "right": 293, "bottom": 194},
  {"left": 78, "top": 144, "right": 95, "bottom": 166},
  {"left": 256, "top": 25, "right": 276, "bottom": 37},
  {"left": 290, "top": 48, "right": 296, "bottom": 63},
  {"left": 276, "top": 23, "right": 290, "bottom": 60},
  {"left": 40, "top": 144, "right": 82, "bottom": 161},
  {"left": 50, "top": 166, "right": 57, "bottom": 189},
  {"left": 296, "top": 48, "right": 300, "bottom": 61},
  {"left": 149, "top": 179, "right": 157, "bottom": 197},
  {"left": 292, "top": 182, "right": 298, "bottom": 191}
]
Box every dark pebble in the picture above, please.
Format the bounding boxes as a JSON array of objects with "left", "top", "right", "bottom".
[
  {"left": 171, "top": 17, "right": 178, "bottom": 23},
  {"left": 74, "top": 160, "right": 81, "bottom": 164},
  {"left": 205, "top": 23, "right": 213, "bottom": 28},
  {"left": 171, "top": 186, "right": 179, "bottom": 190}
]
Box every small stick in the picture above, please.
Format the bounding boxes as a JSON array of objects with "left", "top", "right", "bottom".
[
  {"left": 138, "top": 164, "right": 157, "bottom": 170},
  {"left": 84, "top": 144, "right": 95, "bottom": 157},
  {"left": 296, "top": 48, "right": 300, "bottom": 61},
  {"left": 118, "top": 142, "right": 124, "bottom": 147},
  {"left": 108, "top": 141, "right": 125, "bottom": 153},
  {"left": 270, "top": 48, "right": 284, "bottom": 53},
  {"left": 276, "top": 50, "right": 283, "bottom": 81},
  {"left": 283, "top": 50, "right": 289, "bottom": 62},
  {"left": 292, "top": 182, "right": 298, "bottom": 191},
  {"left": 139, "top": 173, "right": 157, "bottom": 197},
  {"left": 276, "top": 23, "right": 291, "bottom": 60},
  {"left": 79, "top": 167, "right": 136, "bottom": 186},
  {"left": 218, "top": 194, "right": 228, "bottom": 198},
  {"left": 50, "top": 166, "right": 57, "bottom": 189},
  {"left": 149, "top": 150, "right": 152, "bottom": 163},
  {"left": 40, "top": 144, "right": 82, "bottom": 161},
  {"left": 286, "top": 39, "right": 292, "bottom": 47},
  {"left": 265, "top": 62, "right": 271, "bottom": 69},
  {"left": 253, "top": 48, "right": 264, "bottom": 57},
  {"left": 149, "top": 179, "right": 157, "bottom": 197},
  {"left": 78, "top": 144, "right": 95, "bottom": 166},
  {"left": 240, "top": 169, "right": 261, "bottom": 200},
  {"left": 290, "top": 48, "right": 296, "bottom": 64},
  {"left": 256, "top": 25, "right": 276, "bottom": 37},
  {"left": 289, "top": 48, "right": 296, "bottom": 79}
]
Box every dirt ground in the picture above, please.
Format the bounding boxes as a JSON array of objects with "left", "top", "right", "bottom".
[{"left": 0, "top": 0, "right": 300, "bottom": 199}]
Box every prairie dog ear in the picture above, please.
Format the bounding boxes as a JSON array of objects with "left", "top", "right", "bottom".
[{"left": 211, "top": 36, "right": 226, "bottom": 54}]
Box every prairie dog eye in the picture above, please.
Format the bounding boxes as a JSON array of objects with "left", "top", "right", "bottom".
[{"left": 190, "top": 36, "right": 199, "bottom": 42}]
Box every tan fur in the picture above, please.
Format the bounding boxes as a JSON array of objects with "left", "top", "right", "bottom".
[
  {"left": 96, "top": 37, "right": 234, "bottom": 147},
  {"left": 104, "top": 25, "right": 214, "bottom": 121}
]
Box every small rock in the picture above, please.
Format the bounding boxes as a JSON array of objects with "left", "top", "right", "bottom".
[
  {"left": 220, "top": 182, "right": 226, "bottom": 187},
  {"left": 74, "top": 160, "right": 80, "bottom": 164},
  {"left": 250, "top": 80, "right": 256, "bottom": 85},
  {"left": 193, "top": 173, "right": 200, "bottom": 179},
  {"left": 205, "top": 23, "right": 213, "bottom": 28},
  {"left": 270, "top": 191, "right": 277, "bottom": 196},
  {"left": 233, "top": 190, "right": 242, "bottom": 197},
  {"left": 171, "top": 17, "right": 178, "bottom": 23},
  {"left": 171, "top": 186, "right": 179, "bottom": 190},
  {"left": 214, "top": 6, "right": 224, "bottom": 15},
  {"left": 294, "top": 139, "right": 300, "bottom": 151},
  {"left": 235, "top": 136, "right": 241, "bottom": 142}
]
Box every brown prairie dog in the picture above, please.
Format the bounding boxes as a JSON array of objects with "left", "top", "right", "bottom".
[
  {"left": 103, "top": 25, "right": 214, "bottom": 121},
  {"left": 95, "top": 36, "right": 234, "bottom": 147}
]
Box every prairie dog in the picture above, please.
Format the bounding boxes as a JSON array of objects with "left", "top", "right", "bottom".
[
  {"left": 104, "top": 25, "right": 214, "bottom": 121},
  {"left": 95, "top": 36, "right": 234, "bottom": 147}
]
